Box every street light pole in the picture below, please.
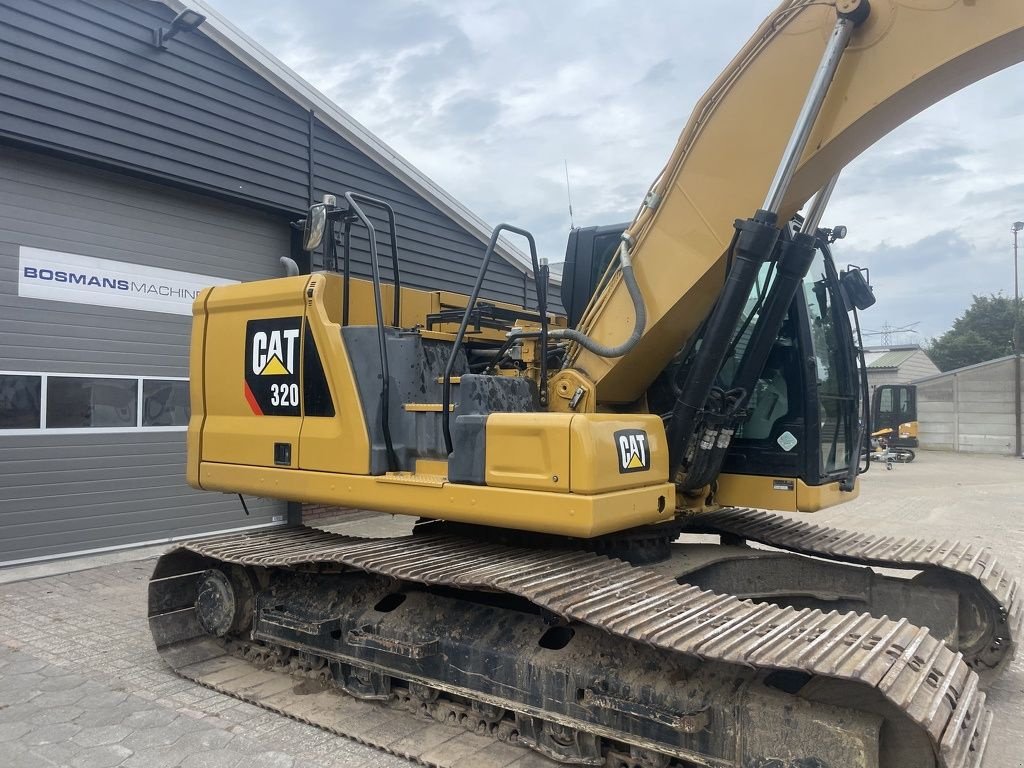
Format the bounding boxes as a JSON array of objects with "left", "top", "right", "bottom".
[{"left": 1013, "top": 221, "right": 1023, "bottom": 458}]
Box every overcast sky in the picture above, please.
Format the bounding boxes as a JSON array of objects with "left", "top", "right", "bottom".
[{"left": 208, "top": 0, "right": 1024, "bottom": 341}]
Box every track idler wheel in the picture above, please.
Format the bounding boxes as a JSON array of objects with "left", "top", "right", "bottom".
[
  {"left": 516, "top": 714, "right": 603, "bottom": 765},
  {"left": 194, "top": 566, "right": 256, "bottom": 638},
  {"left": 471, "top": 699, "right": 507, "bottom": 728}
]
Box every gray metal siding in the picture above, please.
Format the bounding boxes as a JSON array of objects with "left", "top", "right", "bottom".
[
  {"left": 0, "top": 0, "right": 309, "bottom": 211},
  {"left": 0, "top": 433, "right": 278, "bottom": 564},
  {"left": 0, "top": 148, "right": 289, "bottom": 374},
  {"left": 0, "top": 148, "right": 289, "bottom": 564}
]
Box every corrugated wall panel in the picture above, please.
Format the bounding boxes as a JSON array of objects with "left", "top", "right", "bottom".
[
  {"left": 0, "top": 433, "right": 280, "bottom": 564},
  {"left": 0, "top": 0, "right": 310, "bottom": 211},
  {"left": 0, "top": 148, "right": 289, "bottom": 376},
  {"left": 0, "top": 148, "right": 289, "bottom": 563}
]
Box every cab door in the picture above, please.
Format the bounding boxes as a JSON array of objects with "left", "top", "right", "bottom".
[{"left": 872, "top": 384, "right": 916, "bottom": 437}]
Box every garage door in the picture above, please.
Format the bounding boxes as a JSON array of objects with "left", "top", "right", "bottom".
[{"left": 0, "top": 148, "right": 290, "bottom": 565}]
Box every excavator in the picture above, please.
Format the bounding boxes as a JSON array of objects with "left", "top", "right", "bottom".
[
  {"left": 148, "top": 2, "right": 1024, "bottom": 766},
  {"left": 870, "top": 383, "right": 919, "bottom": 463}
]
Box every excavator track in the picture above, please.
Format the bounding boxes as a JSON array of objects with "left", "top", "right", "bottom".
[
  {"left": 692, "top": 508, "right": 1022, "bottom": 679},
  {"left": 150, "top": 522, "right": 997, "bottom": 768}
]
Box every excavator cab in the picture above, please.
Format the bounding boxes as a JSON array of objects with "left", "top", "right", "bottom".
[
  {"left": 716, "top": 234, "right": 863, "bottom": 509},
  {"left": 562, "top": 221, "right": 864, "bottom": 511},
  {"left": 872, "top": 383, "right": 918, "bottom": 448}
]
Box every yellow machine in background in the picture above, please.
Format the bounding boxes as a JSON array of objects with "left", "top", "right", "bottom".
[{"left": 151, "top": 3, "right": 1024, "bottom": 767}]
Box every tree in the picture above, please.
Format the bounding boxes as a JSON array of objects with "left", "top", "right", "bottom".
[{"left": 926, "top": 294, "right": 1016, "bottom": 372}]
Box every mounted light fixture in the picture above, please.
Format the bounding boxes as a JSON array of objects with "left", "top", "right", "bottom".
[{"left": 152, "top": 9, "right": 206, "bottom": 48}]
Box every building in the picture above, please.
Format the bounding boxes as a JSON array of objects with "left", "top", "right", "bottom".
[
  {"left": 863, "top": 344, "right": 940, "bottom": 392},
  {"left": 914, "top": 356, "right": 1023, "bottom": 455},
  {"left": 0, "top": 0, "right": 560, "bottom": 565}
]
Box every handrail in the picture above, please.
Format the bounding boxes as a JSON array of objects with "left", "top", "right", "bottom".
[
  {"left": 341, "top": 192, "right": 403, "bottom": 327},
  {"left": 343, "top": 192, "right": 398, "bottom": 471},
  {"left": 442, "top": 224, "right": 547, "bottom": 455}
]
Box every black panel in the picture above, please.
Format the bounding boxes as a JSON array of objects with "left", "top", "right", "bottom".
[
  {"left": 303, "top": 325, "right": 335, "bottom": 417},
  {"left": 561, "top": 223, "right": 627, "bottom": 327}
]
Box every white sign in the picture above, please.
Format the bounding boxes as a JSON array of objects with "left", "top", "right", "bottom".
[
  {"left": 17, "top": 247, "right": 238, "bottom": 316},
  {"left": 776, "top": 430, "right": 798, "bottom": 452}
]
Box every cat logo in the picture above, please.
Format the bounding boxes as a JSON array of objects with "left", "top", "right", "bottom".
[
  {"left": 251, "top": 327, "right": 299, "bottom": 376},
  {"left": 244, "top": 318, "right": 302, "bottom": 417},
  {"left": 614, "top": 428, "right": 650, "bottom": 474}
]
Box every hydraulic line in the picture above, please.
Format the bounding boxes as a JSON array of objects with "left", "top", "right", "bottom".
[
  {"left": 550, "top": 235, "right": 646, "bottom": 359},
  {"left": 668, "top": 8, "right": 862, "bottom": 480}
]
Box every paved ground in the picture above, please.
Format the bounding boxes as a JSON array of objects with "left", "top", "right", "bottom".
[{"left": 0, "top": 450, "right": 1020, "bottom": 767}]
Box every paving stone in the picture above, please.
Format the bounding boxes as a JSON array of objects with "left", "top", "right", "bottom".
[
  {"left": 120, "top": 744, "right": 187, "bottom": 768},
  {"left": 4, "top": 742, "right": 57, "bottom": 768},
  {"left": 24, "top": 720, "right": 82, "bottom": 745},
  {"left": 120, "top": 708, "right": 178, "bottom": 730},
  {"left": 2, "top": 658, "right": 48, "bottom": 675},
  {"left": 242, "top": 751, "right": 294, "bottom": 768},
  {"left": 120, "top": 721, "right": 192, "bottom": 750},
  {"left": 73, "top": 704, "right": 136, "bottom": 728},
  {"left": 32, "top": 704, "right": 86, "bottom": 725},
  {"left": 0, "top": 684, "right": 43, "bottom": 707},
  {"left": 179, "top": 748, "right": 245, "bottom": 768},
  {"left": 69, "top": 743, "right": 134, "bottom": 768},
  {"left": 73, "top": 723, "right": 133, "bottom": 747},
  {"left": 0, "top": 719, "right": 33, "bottom": 743},
  {"left": 29, "top": 683, "right": 92, "bottom": 708},
  {"left": 31, "top": 737, "right": 81, "bottom": 765},
  {"left": 172, "top": 727, "right": 235, "bottom": 753}
]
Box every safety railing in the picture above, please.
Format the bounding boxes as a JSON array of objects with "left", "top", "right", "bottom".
[{"left": 441, "top": 224, "right": 547, "bottom": 455}]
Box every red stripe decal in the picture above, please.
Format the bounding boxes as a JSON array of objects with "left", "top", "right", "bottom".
[{"left": 244, "top": 381, "right": 263, "bottom": 415}]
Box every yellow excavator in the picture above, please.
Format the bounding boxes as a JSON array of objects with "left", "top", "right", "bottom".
[{"left": 149, "top": 2, "right": 1024, "bottom": 766}]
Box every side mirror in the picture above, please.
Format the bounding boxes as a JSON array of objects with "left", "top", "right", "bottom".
[
  {"left": 302, "top": 203, "right": 328, "bottom": 252},
  {"left": 840, "top": 267, "right": 875, "bottom": 311}
]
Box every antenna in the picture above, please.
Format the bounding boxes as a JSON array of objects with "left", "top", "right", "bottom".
[{"left": 564, "top": 159, "right": 575, "bottom": 229}]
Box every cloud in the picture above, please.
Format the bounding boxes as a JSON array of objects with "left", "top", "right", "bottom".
[{"left": 208, "top": 0, "right": 1024, "bottom": 339}]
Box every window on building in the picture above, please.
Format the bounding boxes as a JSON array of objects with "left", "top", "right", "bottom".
[
  {"left": 0, "top": 374, "right": 42, "bottom": 429},
  {"left": 142, "top": 379, "right": 190, "bottom": 427},
  {"left": 47, "top": 377, "right": 138, "bottom": 428}
]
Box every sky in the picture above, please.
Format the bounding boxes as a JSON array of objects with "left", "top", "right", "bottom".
[{"left": 207, "top": 0, "right": 1024, "bottom": 342}]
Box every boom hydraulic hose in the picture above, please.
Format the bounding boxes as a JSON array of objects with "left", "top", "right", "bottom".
[
  {"left": 550, "top": 235, "right": 646, "bottom": 359},
  {"left": 668, "top": 9, "right": 861, "bottom": 482}
]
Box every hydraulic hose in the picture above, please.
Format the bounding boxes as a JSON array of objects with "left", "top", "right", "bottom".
[{"left": 550, "top": 235, "right": 646, "bottom": 359}]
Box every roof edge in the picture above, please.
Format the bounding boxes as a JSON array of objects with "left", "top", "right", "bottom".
[
  {"left": 165, "top": 0, "right": 556, "bottom": 282},
  {"left": 911, "top": 354, "right": 1019, "bottom": 383}
]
